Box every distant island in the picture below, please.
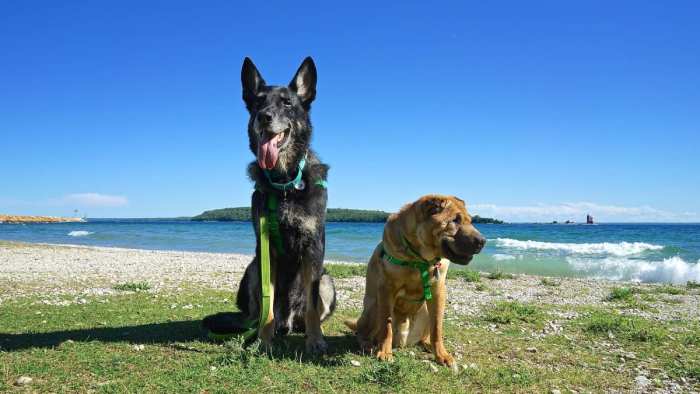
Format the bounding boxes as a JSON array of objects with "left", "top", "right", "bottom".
[
  {"left": 0, "top": 215, "right": 85, "bottom": 224},
  {"left": 191, "top": 207, "right": 503, "bottom": 224}
]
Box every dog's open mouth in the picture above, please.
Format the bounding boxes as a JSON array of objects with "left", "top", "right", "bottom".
[
  {"left": 442, "top": 239, "right": 475, "bottom": 265},
  {"left": 257, "top": 129, "right": 290, "bottom": 169}
]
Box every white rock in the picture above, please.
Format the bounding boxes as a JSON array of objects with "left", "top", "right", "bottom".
[
  {"left": 350, "top": 360, "right": 361, "bottom": 367},
  {"left": 550, "top": 390, "right": 561, "bottom": 394},
  {"left": 133, "top": 344, "right": 145, "bottom": 351},
  {"left": 15, "top": 376, "right": 32, "bottom": 386},
  {"left": 429, "top": 363, "right": 439, "bottom": 373},
  {"left": 635, "top": 375, "right": 650, "bottom": 388}
]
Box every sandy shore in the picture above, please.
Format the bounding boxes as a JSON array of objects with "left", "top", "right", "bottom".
[
  {"left": 1, "top": 241, "right": 698, "bottom": 323},
  {"left": 0, "top": 215, "right": 85, "bottom": 223}
]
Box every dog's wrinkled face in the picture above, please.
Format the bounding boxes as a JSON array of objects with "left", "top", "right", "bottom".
[
  {"left": 417, "top": 196, "right": 486, "bottom": 265},
  {"left": 241, "top": 57, "right": 317, "bottom": 172}
]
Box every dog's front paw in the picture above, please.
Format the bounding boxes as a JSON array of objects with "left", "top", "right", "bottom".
[
  {"left": 305, "top": 336, "right": 328, "bottom": 354},
  {"left": 435, "top": 352, "right": 456, "bottom": 371},
  {"left": 376, "top": 350, "right": 393, "bottom": 362}
]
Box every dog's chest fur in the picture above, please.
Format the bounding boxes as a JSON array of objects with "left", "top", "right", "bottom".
[{"left": 278, "top": 199, "right": 319, "bottom": 236}]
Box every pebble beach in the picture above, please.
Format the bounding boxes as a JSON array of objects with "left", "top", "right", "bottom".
[{"left": 2, "top": 241, "right": 698, "bottom": 323}]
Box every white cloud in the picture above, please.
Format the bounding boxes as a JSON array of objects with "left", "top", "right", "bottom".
[
  {"left": 62, "top": 193, "right": 128, "bottom": 208},
  {"left": 470, "top": 202, "right": 698, "bottom": 223}
]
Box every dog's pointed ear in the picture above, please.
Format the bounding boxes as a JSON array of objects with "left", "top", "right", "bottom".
[
  {"left": 423, "top": 197, "right": 451, "bottom": 216},
  {"left": 241, "top": 57, "right": 266, "bottom": 111},
  {"left": 289, "top": 57, "right": 317, "bottom": 109}
]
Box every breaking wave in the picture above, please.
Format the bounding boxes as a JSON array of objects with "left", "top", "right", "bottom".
[
  {"left": 494, "top": 238, "right": 663, "bottom": 256},
  {"left": 568, "top": 256, "right": 700, "bottom": 284},
  {"left": 68, "top": 230, "right": 93, "bottom": 237}
]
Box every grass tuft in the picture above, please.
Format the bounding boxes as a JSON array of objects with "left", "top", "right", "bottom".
[
  {"left": 357, "top": 360, "right": 407, "bottom": 388},
  {"left": 449, "top": 269, "right": 481, "bottom": 282},
  {"left": 606, "top": 286, "right": 637, "bottom": 301},
  {"left": 475, "top": 283, "right": 489, "bottom": 292},
  {"left": 687, "top": 280, "right": 700, "bottom": 289},
  {"left": 112, "top": 281, "right": 151, "bottom": 292},
  {"left": 539, "top": 277, "right": 560, "bottom": 287},
  {"left": 325, "top": 264, "right": 366, "bottom": 278},
  {"left": 483, "top": 301, "right": 541, "bottom": 325},
  {"left": 486, "top": 270, "right": 515, "bottom": 280},
  {"left": 581, "top": 310, "right": 665, "bottom": 342}
]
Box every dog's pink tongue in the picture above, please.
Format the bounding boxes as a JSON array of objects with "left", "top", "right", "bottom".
[{"left": 257, "top": 134, "right": 281, "bottom": 170}]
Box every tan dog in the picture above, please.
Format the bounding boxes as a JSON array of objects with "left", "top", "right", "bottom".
[{"left": 345, "top": 195, "right": 485, "bottom": 369}]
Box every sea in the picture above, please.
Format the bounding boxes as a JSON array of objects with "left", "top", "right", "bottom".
[{"left": 1, "top": 220, "right": 699, "bottom": 284}]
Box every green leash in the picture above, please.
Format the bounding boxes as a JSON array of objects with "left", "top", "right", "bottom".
[
  {"left": 207, "top": 196, "right": 275, "bottom": 342},
  {"left": 380, "top": 238, "right": 440, "bottom": 302}
]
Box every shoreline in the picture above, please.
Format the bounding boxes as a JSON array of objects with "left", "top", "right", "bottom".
[{"left": 1, "top": 241, "right": 698, "bottom": 322}]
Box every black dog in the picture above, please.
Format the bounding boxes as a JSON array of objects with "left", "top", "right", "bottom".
[{"left": 234, "top": 57, "right": 336, "bottom": 353}]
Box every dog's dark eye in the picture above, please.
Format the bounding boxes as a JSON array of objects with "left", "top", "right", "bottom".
[
  {"left": 281, "top": 98, "right": 292, "bottom": 108},
  {"left": 453, "top": 215, "right": 462, "bottom": 225}
]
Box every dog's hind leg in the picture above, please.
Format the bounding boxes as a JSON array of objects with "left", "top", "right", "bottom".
[
  {"left": 392, "top": 313, "right": 410, "bottom": 348},
  {"left": 302, "top": 259, "right": 328, "bottom": 354}
]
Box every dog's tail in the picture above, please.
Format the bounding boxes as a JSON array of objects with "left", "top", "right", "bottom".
[{"left": 343, "top": 318, "right": 358, "bottom": 331}]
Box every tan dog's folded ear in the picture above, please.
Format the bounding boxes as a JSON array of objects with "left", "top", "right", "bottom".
[{"left": 423, "top": 196, "right": 451, "bottom": 216}]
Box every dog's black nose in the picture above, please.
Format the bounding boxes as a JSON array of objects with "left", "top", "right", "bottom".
[
  {"left": 474, "top": 235, "right": 486, "bottom": 253},
  {"left": 257, "top": 112, "right": 272, "bottom": 125}
]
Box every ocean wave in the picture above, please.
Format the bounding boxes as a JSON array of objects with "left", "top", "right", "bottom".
[
  {"left": 492, "top": 253, "right": 517, "bottom": 261},
  {"left": 568, "top": 256, "right": 700, "bottom": 284},
  {"left": 494, "top": 238, "right": 663, "bottom": 256},
  {"left": 68, "top": 231, "right": 93, "bottom": 237}
]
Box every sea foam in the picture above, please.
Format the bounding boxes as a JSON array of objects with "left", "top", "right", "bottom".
[
  {"left": 494, "top": 238, "right": 663, "bottom": 256},
  {"left": 68, "top": 230, "right": 93, "bottom": 237},
  {"left": 568, "top": 256, "right": 700, "bottom": 284}
]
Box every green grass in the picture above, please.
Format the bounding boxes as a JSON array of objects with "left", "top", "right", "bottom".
[
  {"left": 2, "top": 288, "right": 699, "bottom": 392},
  {"left": 486, "top": 270, "right": 515, "bottom": 280},
  {"left": 652, "top": 285, "right": 687, "bottom": 295},
  {"left": 539, "top": 277, "right": 560, "bottom": 287},
  {"left": 325, "top": 264, "right": 366, "bottom": 279},
  {"left": 482, "top": 301, "right": 542, "bottom": 325},
  {"left": 606, "top": 286, "right": 637, "bottom": 301},
  {"left": 687, "top": 281, "right": 700, "bottom": 289},
  {"left": 448, "top": 269, "right": 481, "bottom": 282},
  {"left": 113, "top": 282, "right": 152, "bottom": 292},
  {"left": 474, "top": 283, "right": 489, "bottom": 292},
  {"left": 580, "top": 310, "right": 665, "bottom": 342}
]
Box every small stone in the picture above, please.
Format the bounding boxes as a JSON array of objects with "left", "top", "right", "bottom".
[
  {"left": 526, "top": 347, "right": 538, "bottom": 353},
  {"left": 635, "top": 375, "right": 650, "bottom": 388},
  {"left": 210, "top": 366, "right": 217, "bottom": 371},
  {"left": 133, "top": 344, "right": 145, "bottom": 351},
  {"left": 550, "top": 390, "right": 561, "bottom": 394},
  {"left": 429, "top": 363, "right": 439, "bottom": 373},
  {"left": 608, "top": 331, "right": 615, "bottom": 339},
  {"left": 408, "top": 351, "right": 416, "bottom": 357},
  {"left": 350, "top": 360, "right": 361, "bottom": 367},
  {"left": 15, "top": 376, "right": 32, "bottom": 386}
]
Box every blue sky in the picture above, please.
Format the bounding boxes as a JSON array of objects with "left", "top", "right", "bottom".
[{"left": 1, "top": 1, "right": 698, "bottom": 222}]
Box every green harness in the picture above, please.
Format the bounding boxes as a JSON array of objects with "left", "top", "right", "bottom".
[
  {"left": 380, "top": 237, "right": 441, "bottom": 302},
  {"left": 208, "top": 157, "right": 326, "bottom": 342}
]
